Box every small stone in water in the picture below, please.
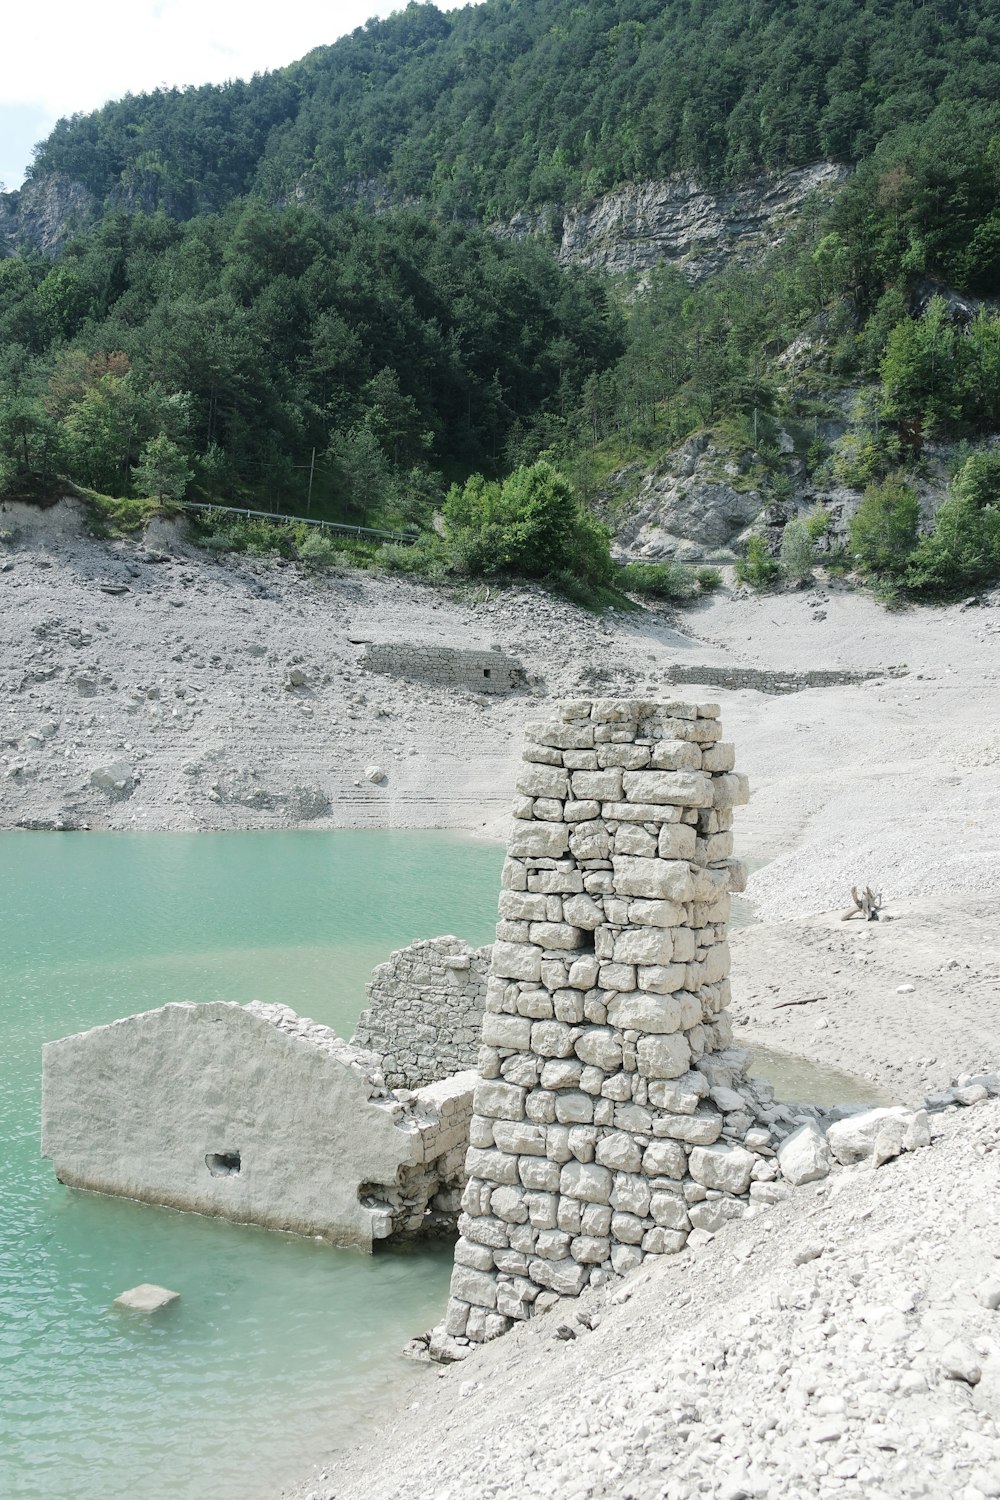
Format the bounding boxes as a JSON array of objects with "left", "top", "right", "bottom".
[{"left": 113, "top": 1283, "right": 180, "bottom": 1312}]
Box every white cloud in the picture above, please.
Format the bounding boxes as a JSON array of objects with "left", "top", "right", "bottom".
[{"left": 1, "top": 2, "right": 475, "bottom": 162}]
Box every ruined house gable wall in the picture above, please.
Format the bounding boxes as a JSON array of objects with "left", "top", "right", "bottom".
[
  {"left": 41, "top": 1000, "right": 474, "bottom": 1251},
  {"left": 353, "top": 936, "right": 491, "bottom": 1089}
]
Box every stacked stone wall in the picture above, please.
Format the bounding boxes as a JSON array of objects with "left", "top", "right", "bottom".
[
  {"left": 360, "top": 642, "right": 526, "bottom": 695},
  {"left": 440, "top": 697, "right": 752, "bottom": 1349},
  {"left": 353, "top": 937, "right": 491, "bottom": 1089},
  {"left": 665, "top": 663, "right": 906, "bottom": 695}
]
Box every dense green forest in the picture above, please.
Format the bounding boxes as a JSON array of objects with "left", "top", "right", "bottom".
[
  {"left": 0, "top": 205, "right": 621, "bottom": 511},
  {"left": 4, "top": 0, "right": 1000, "bottom": 597},
  {"left": 29, "top": 0, "right": 1000, "bottom": 220}
]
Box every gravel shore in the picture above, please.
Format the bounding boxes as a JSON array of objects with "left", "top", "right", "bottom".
[{"left": 284, "top": 1098, "right": 1000, "bottom": 1500}]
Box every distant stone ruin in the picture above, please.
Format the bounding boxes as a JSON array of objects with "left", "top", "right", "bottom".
[
  {"left": 438, "top": 697, "right": 757, "bottom": 1350},
  {"left": 664, "top": 663, "right": 907, "bottom": 696},
  {"left": 354, "top": 937, "right": 490, "bottom": 1089},
  {"left": 359, "top": 641, "right": 526, "bottom": 694},
  {"left": 42, "top": 1000, "right": 473, "bottom": 1250}
]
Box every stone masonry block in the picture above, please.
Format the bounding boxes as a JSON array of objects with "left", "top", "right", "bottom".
[
  {"left": 525, "top": 722, "right": 595, "bottom": 750},
  {"left": 621, "top": 770, "right": 713, "bottom": 807},
  {"left": 528, "top": 922, "right": 586, "bottom": 951},
  {"left": 657, "top": 824, "right": 697, "bottom": 860},
  {"left": 701, "top": 743, "right": 736, "bottom": 773},
  {"left": 612, "top": 927, "right": 674, "bottom": 966},
  {"left": 636, "top": 1032, "right": 691, "bottom": 1079},
  {"left": 611, "top": 857, "right": 694, "bottom": 902},
  {"left": 474, "top": 1080, "right": 527, "bottom": 1121},
  {"left": 516, "top": 765, "right": 570, "bottom": 800},
  {"left": 571, "top": 769, "right": 624, "bottom": 800},
  {"left": 648, "top": 740, "right": 703, "bottom": 770},
  {"left": 559, "top": 1161, "right": 612, "bottom": 1204},
  {"left": 508, "top": 822, "right": 570, "bottom": 858},
  {"left": 491, "top": 941, "right": 542, "bottom": 982},
  {"left": 561, "top": 894, "right": 604, "bottom": 929},
  {"left": 688, "top": 1142, "right": 755, "bottom": 1195},
  {"left": 450, "top": 1266, "right": 499, "bottom": 1309},
  {"left": 712, "top": 773, "right": 750, "bottom": 808},
  {"left": 606, "top": 991, "right": 683, "bottom": 1034},
  {"left": 492, "top": 1121, "right": 547, "bottom": 1155},
  {"left": 481, "top": 1014, "right": 533, "bottom": 1050}
]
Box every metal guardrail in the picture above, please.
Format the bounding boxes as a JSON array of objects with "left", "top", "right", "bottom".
[{"left": 177, "top": 500, "right": 416, "bottom": 544}]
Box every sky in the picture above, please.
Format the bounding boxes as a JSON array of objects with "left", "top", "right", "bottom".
[{"left": 0, "top": 0, "right": 476, "bottom": 191}]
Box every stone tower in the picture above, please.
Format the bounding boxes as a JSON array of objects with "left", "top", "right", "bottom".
[{"left": 441, "top": 697, "right": 749, "bottom": 1346}]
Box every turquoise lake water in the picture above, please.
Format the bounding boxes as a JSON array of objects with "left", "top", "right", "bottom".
[{"left": 0, "top": 830, "right": 504, "bottom": 1500}]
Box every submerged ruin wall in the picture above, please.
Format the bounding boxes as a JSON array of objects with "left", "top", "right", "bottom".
[
  {"left": 353, "top": 937, "right": 491, "bottom": 1090},
  {"left": 41, "top": 1000, "right": 475, "bottom": 1250},
  {"left": 440, "top": 697, "right": 751, "bottom": 1348}
]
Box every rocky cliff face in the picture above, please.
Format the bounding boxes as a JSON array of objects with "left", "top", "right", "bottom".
[
  {"left": 498, "top": 162, "right": 849, "bottom": 282},
  {"left": 609, "top": 433, "right": 766, "bottom": 563},
  {"left": 0, "top": 174, "right": 97, "bottom": 258}
]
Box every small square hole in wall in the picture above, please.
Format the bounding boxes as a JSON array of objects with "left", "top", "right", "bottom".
[
  {"left": 483, "top": 669, "right": 491, "bottom": 678},
  {"left": 205, "top": 1151, "right": 241, "bottom": 1177}
]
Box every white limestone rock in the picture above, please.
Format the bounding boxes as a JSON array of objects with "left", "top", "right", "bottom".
[
  {"left": 826, "top": 1107, "right": 929, "bottom": 1166},
  {"left": 688, "top": 1142, "right": 755, "bottom": 1195},
  {"left": 113, "top": 1284, "right": 180, "bottom": 1312},
  {"left": 777, "top": 1122, "right": 832, "bottom": 1186}
]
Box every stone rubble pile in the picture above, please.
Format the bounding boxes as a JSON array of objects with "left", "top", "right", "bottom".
[
  {"left": 439, "top": 697, "right": 762, "bottom": 1352},
  {"left": 353, "top": 937, "right": 490, "bottom": 1090}
]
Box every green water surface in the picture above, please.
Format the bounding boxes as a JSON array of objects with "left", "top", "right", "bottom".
[{"left": 0, "top": 830, "right": 504, "bottom": 1500}]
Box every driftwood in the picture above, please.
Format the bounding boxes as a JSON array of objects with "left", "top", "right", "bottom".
[
  {"left": 773, "top": 995, "right": 825, "bottom": 1010},
  {"left": 842, "top": 885, "right": 883, "bottom": 922}
]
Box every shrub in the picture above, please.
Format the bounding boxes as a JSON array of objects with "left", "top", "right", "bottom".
[
  {"left": 734, "top": 535, "right": 780, "bottom": 590},
  {"left": 296, "top": 529, "right": 339, "bottom": 572},
  {"left": 695, "top": 565, "right": 723, "bottom": 592},
  {"left": 619, "top": 560, "right": 699, "bottom": 600},
  {"left": 779, "top": 517, "right": 816, "bottom": 582},
  {"left": 83, "top": 491, "right": 162, "bottom": 536},
  {"left": 443, "top": 461, "right": 615, "bottom": 590},
  {"left": 848, "top": 474, "right": 920, "bottom": 577},
  {"left": 906, "top": 467, "right": 1000, "bottom": 596},
  {"left": 804, "top": 504, "right": 833, "bottom": 543}
]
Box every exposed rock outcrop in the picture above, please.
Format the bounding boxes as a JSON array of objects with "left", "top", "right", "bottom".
[
  {"left": 610, "top": 433, "right": 765, "bottom": 562},
  {"left": 498, "top": 162, "right": 849, "bottom": 282},
  {"left": 0, "top": 173, "right": 98, "bottom": 258}
]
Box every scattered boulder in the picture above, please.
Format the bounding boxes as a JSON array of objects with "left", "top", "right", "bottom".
[
  {"left": 777, "top": 1121, "right": 832, "bottom": 1185},
  {"left": 286, "top": 786, "right": 332, "bottom": 821},
  {"left": 366, "top": 765, "right": 387, "bottom": 784},
  {"left": 974, "top": 1279, "right": 1000, "bottom": 1311},
  {"left": 113, "top": 1284, "right": 180, "bottom": 1312},
  {"left": 940, "top": 1341, "right": 982, "bottom": 1386},
  {"left": 284, "top": 666, "right": 308, "bottom": 689},
  {"left": 825, "top": 1106, "right": 930, "bottom": 1166},
  {"left": 90, "top": 760, "right": 137, "bottom": 801}
]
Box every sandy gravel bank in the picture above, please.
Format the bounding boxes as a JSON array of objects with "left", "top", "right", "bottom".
[{"left": 282, "top": 1098, "right": 1000, "bottom": 1500}]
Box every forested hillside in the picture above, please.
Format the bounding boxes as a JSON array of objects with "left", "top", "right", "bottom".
[
  {"left": 3, "top": 0, "right": 1000, "bottom": 599},
  {"left": 27, "top": 0, "right": 1000, "bottom": 220},
  {"left": 0, "top": 205, "right": 620, "bottom": 509}
]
